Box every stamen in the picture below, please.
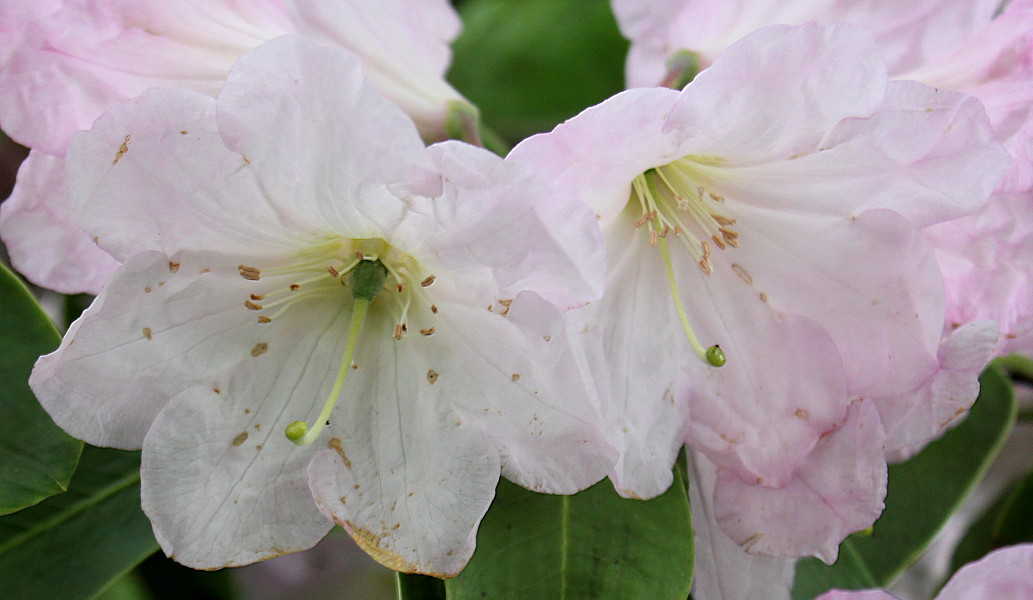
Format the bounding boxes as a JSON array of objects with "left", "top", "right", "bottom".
[
  {"left": 654, "top": 219, "right": 726, "bottom": 368},
  {"left": 285, "top": 259, "right": 387, "bottom": 446}
]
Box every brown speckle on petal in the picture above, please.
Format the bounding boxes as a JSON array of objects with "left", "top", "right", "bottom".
[
  {"left": 142, "top": 327, "right": 152, "bottom": 340},
  {"left": 251, "top": 343, "right": 268, "bottom": 357},
  {"left": 231, "top": 432, "right": 248, "bottom": 447},
  {"left": 426, "top": 370, "right": 438, "bottom": 384},
  {"left": 328, "top": 437, "right": 352, "bottom": 468},
  {"left": 112, "top": 134, "right": 130, "bottom": 165}
]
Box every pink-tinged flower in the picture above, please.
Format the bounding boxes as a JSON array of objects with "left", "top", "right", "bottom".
[
  {"left": 509, "top": 23, "right": 1008, "bottom": 566},
  {"left": 29, "top": 36, "right": 614, "bottom": 573},
  {"left": 817, "top": 544, "right": 1033, "bottom": 600},
  {"left": 611, "top": 0, "right": 1033, "bottom": 359},
  {"left": 0, "top": 0, "right": 470, "bottom": 294}
]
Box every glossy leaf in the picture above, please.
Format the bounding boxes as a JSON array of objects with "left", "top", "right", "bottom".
[
  {"left": 449, "top": 0, "right": 629, "bottom": 144},
  {"left": 397, "top": 573, "right": 446, "bottom": 600},
  {"left": 446, "top": 468, "right": 693, "bottom": 600},
  {"left": 0, "top": 446, "right": 158, "bottom": 600},
  {"left": 951, "top": 462, "right": 1033, "bottom": 572},
  {"left": 793, "top": 367, "right": 1016, "bottom": 599},
  {"left": 0, "top": 262, "right": 82, "bottom": 514}
]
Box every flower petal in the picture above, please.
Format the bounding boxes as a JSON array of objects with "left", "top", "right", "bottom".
[
  {"left": 216, "top": 36, "right": 439, "bottom": 240},
  {"left": 141, "top": 383, "right": 332, "bottom": 569},
  {"left": 284, "top": 0, "right": 465, "bottom": 139},
  {"left": 307, "top": 314, "right": 500, "bottom": 576},
  {"left": 878, "top": 320, "right": 999, "bottom": 462},
  {"left": 67, "top": 87, "right": 305, "bottom": 262},
  {"left": 687, "top": 450, "right": 795, "bottom": 600},
  {"left": 423, "top": 141, "right": 605, "bottom": 310},
  {"left": 712, "top": 400, "right": 887, "bottom": 563},
  {"left": 937, "top": 544, "right": 1033, "bottom": 599},
  {"left": 0, "top": 151, "right": 117, "bottom": 293},
  {"left": 668, "top": 23, "right": 888, "bottom": 165},
  {"left": 431, "top": 295, "right": 616, "bottom": 494},
  {"left": 508, "top": 87, "right": 683, "bottom": 224},
  {"left": 30, "top": 250, "right": 297, "bottom": 448}
]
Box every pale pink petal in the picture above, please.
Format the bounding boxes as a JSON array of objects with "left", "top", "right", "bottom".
[
  {"left": 714, "top": 207, "right": 943, "bottom": 399},
  {"left": 687, "top": 450, "right": 795, "bottom": 600},
  {"left": 878, "top": 320, "right": 1000, "bottom": 462},
  {"left": 307, "top": 311, "right": 500, "bottom": 576},
  {"left": 216, "top": 36, "right": 438, "bottom": 241},
  {"left": 816, "top": 591, "right": 900, "bottom": 600},
  {"left": 760, "top": 81, "right": 1008, "bottom": 228},
  {"left": 284, "top": 0, "right": 466, "bottom": 139},
  {"left": 30, "top": 250, "right": 301, "bottom": 449},
  {"left": 67, "top": 87, "right": 305, "bottom": 262},
  {"left": 938, "top": 544, "right": 1033, "bottom": 599},
  {"left": 925, "top": 191, "right": 1033, "bottom": 357},
  {"left": 508, "top": 87, "right": 683, "bottom": 224},
  {"left": 422, "top": 141, "right": 605, "bottom": 310},
  {"left": 571, "top": 218, "right": 690, "bottom": 497},
  {"left": 712, "top": 400, "right": 887, "bottom": 562},
  {"left": 0, "top": 151, "right": 117, "bottom": 293},
  {"left": 666, "top": 23, "right": 888, "bottom": 164},
  {"left": 431, "top": 296, "right": 617, "bottom": 494}
]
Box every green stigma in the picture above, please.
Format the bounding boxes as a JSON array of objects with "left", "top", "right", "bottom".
[{"left": 705, "top": 345, "right": 726, "bottom": 368}]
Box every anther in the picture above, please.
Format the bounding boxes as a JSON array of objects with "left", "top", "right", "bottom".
[
  {"left": 238, "top": 265, "right": 261, "bottom": 281},
  {"left": 327, "top": 265, "right": 339, "bottom": 278},
  {"left": 420, "top": 328, "right": 435, "bottom": 336},
  {"left": 421, "top": 275, "right": 436, "bottom": 287},
  {"left": 245, "top": 300, "right": 263, "bottom": 310}
]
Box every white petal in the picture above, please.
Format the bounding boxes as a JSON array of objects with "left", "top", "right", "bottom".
[
  {"left": 431, "top": 296, "right": 616, "bottom": 494},
  {"left": 216, "top": 36, "right": 439, "bottom": 240},
  {"left": 307, "top": 323, "right": 500, "bottom": 576},
  {"left": 67, "top": 87, "right": 304, "bottom": 262},
  {"left": 0, "top": 151, "right": 117, "bottom": 293},
  {"left": 687, "top": 450, "right": 795, "bottom": 600},
  {"left": 422, "top": 141, "right": 605, "bottom": 310},
  {"left": 141, "top": 384, "right": 332, "bottom": 569},
  {"left": 577, "top": 218, "right": 693, "bottom": 498},
  {"left": 31, "top": 250, "right": 298, "bottom": 448}
]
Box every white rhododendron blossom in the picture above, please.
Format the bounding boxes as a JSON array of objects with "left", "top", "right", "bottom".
[
  {"left": 817, "top": 544, "right": 1033, "bottom": 600},
  {"left": 29, "top": 36, "right": 616, "bottom": 574},
  {"left": 0, "top": 0, "right": 471, "bottom": 294},
  {"left": 509, "top": 23, "right": 1008, "bottom": 565},
  {"left": 611, "top": 0, "right": 1033, "bottom": 359}
]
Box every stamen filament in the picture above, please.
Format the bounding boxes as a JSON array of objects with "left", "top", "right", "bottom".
[
  {"left": 285, "top": 296, "right": 369, "bottom": 446},
  {"left": 285, "top": 259, "right": 388, "bottom": 445},
  {"left": 655, "top": 219, "right": 727, "bottom": 368}
]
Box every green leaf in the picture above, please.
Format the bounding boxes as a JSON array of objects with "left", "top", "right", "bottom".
[
  {"left": 0, "top": 262, "right": 82, "bottom": 514},
  {"left": 396, "top": 572, "right": 445, "bottom": 600},
  {"left": 446, "top": 468, "right": 693, "bottom": 600},
  {"left": 0, "top": 445, "right": 158, "bottom": 600},
  {"left": 951, "top": 461, "right": 1033, "bottom": 572},
  {"left": 793, "top": 367, "right": 1016, "bottom": 599},
  {"left": 449, "top": 0, "right": 629, "bottom": 144}
]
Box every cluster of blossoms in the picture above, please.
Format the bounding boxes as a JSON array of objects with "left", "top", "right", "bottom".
[{"left": 2, "top": 1, "right": 1032, "bottom": 599}]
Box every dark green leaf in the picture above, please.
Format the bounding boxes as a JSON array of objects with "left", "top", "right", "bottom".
[
  {"left": 446, "top": 468, "right": 693, "bottom": 600},
  {"left": 0, "top": 262, "right": 82, "bottom": 514},
  {"left": 397, "top": 572, "right": 445, "bottom": 600},
  {"left": 137, "top": 551, "right": 241, "bottom": 600},
  {"left": 0, "top": 445, "right": 158, "bottom": 600},
  {"left": 449, "top": 0, "right": 629, "bottom": 144},
  {"left": 793, "top": 367, "right": 1016, "bottom": 599},
  {"left": 951, "top": 461, "right": 1033, "bottom": 572}
]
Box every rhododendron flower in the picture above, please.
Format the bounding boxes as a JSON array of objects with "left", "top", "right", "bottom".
[
  {"left": 29, "top": 36, "right": 615, "bottom": 573},
  {"left": 817, "top": 543, "right": 1033, "bottom": 600},
  {"left": 0, "top": 0, "right": 472, "bottom": 294},
  {"left": 611, "top": 0, "right": 1033, "bottom": 358},
  {"left": 509, "top": 23, "right": 1008, "bottom": 566}
]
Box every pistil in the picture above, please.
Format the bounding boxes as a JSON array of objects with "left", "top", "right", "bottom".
[{"left": 285, "top": 258, "right": 388, "bottom": 446}]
